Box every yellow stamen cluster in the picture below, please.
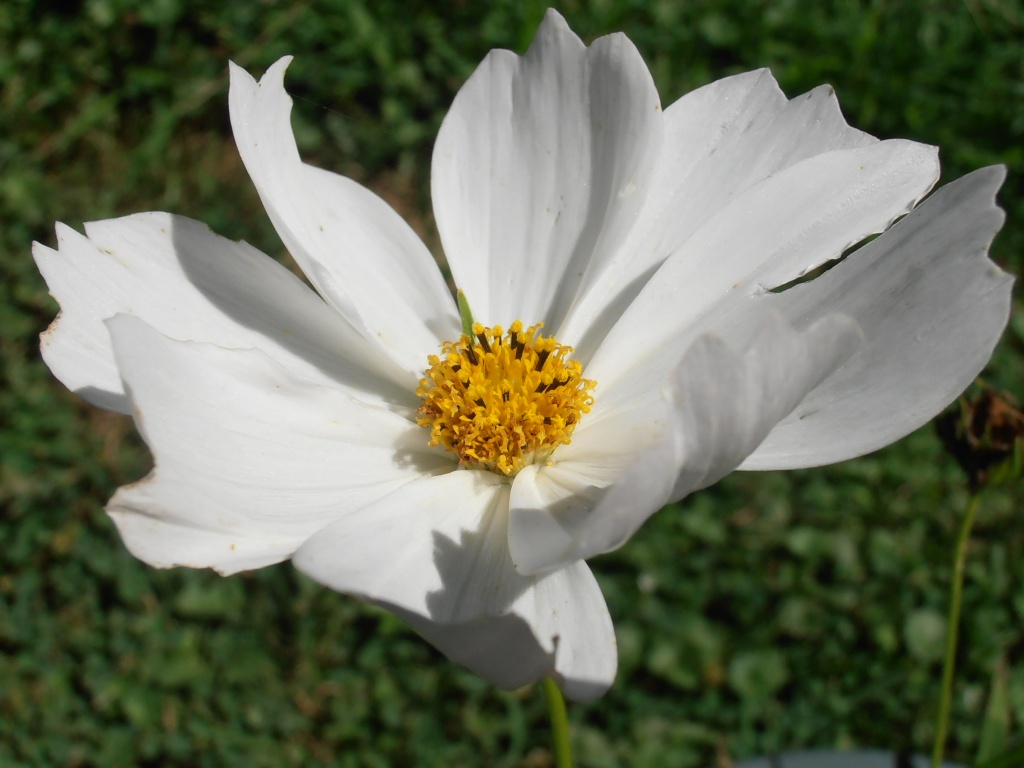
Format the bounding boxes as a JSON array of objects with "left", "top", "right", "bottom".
[{"left": 416, "top": 321, "right": 596, "bottom": 477}]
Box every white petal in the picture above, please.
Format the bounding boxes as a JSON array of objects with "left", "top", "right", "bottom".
[
  {"left": 742, "top": 166, "right": 1014, "bottom": 469},
  {"left": 509, "top": 313, "right": 862, "bottom": 575},
  {"left": 104, "top": 315, "right": 443, "bottom": 575},
  {"left": 228, "top": 58, "right": 459, "bottom": 374},
  {"left": 431, "top": 9, "right": 662, "bottom": 330},
  {"left": 505, "top": 395, "right": 678, "bottom": 576},
  {"left": 666, "top": 313, "right": 862, "bottom": 496},
  {"left": 586, "top": 138, "right": 939, "bottom": 415},
  {"left": 559, "top": 68, "right": 876, "bottom": 359},
  {"left": 506, "top": 384, "right": 680, "bottom": 577},
  {"left": 507, "top": 462, "right": 620, "bottom": 577},
  {"left": 293, "top": 470, "right": 616, "bottom": 700},
  {"left": 32, "top": 213, "right": 411, "bottom": 414}
]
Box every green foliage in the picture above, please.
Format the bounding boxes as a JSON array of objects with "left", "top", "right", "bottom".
[
  {"left": 978, "top": 658, "right": 1011, "bottom": 764},
  {"left": 977, "top": 741, "right": 1024, "bottom": 768},
  {"left": 2, "top": 0, "right": 1023, "bottom": 766}
]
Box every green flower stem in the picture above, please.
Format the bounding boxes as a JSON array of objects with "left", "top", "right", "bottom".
[
  {"left": 542, "top": 677, "right": 573, "bottom": 768},
  {"left": 931, "top": 493, "right": 981, "bottom": 768}
]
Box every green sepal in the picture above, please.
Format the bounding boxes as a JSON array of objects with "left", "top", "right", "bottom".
[{"left": 457, "top": 289, "right": 475, "bottom": 337}]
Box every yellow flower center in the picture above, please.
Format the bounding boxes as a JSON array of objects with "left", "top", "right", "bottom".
[{"left": 416, "top": 320, "right": 596, "bottom": 477}]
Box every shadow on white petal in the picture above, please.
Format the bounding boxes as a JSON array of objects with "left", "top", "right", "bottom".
[
  {"left": 387, "top": 600, "right": 556, "bottom": 691},
  {"left": 32, "top": 212, "right": 420, "bottom": 414},
  {"left": 293, "top": 470, "right": 615, "bottom": 699},
  {"left": 417, "top": 530, "right": 617, "bottom": 701},
  {"left": 743, "top": 166, "right": 1013, "bottom": 468},
  {"left": 229, "top": 59, "right": 459, "bottom": 376},
  {"left": 162, "top": 216, "right": 417, "bottom": 404},
  {"left": 103, "top": 316, "right": 446, "bottom": 574},
  {"left": 511, "top": 312, "right": 862, "bottom": 576},
  {"left": 557, "top": 66, "right": 878, "bottom": 362},
  {"left": 508, "top": 463, "right": 605, "bottom": 576}
]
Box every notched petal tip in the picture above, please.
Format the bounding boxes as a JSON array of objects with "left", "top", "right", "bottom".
[
  {"left": 32, "top": 225, "right": 135, "bottom": 413},
  {"left": 257, "top": 54, "right": 294, "bottom": 85},
  {"left": 973, "top": 164, "right": 1009, "bottom": 232},
  {"left": 228, "top": 54, "right": 293, "bottom": 85}
]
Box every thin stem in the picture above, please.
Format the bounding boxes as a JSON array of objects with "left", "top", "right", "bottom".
[
  {"left": 542, "top": 677, "right": 573, "bottom": 768},
  {"left": 931, "top": 493, "right": 981, "bottom": 768}
]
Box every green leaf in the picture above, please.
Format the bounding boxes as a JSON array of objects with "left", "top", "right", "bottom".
[
  {"left": 976, "top": 741, "right": 1024, "bottom": 768},
  {"left": 976, "top": 657, "right": 1010, "bottom": 764}
]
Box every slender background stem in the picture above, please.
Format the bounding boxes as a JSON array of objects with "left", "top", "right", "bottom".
[
  {"left": 931, "top": 493, "right": 981, "bottom": 768},
  {"left": 542, "top": 677, "right": 573, "bottom": 768}
]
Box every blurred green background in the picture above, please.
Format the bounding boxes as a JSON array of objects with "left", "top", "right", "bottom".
[{"left": 2, "top": 0, "right": 1024, "bottom": 765}]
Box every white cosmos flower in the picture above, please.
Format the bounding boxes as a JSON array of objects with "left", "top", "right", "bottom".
[{"left": 34, "top": 10, "right": 1012, "bottom": 701}]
